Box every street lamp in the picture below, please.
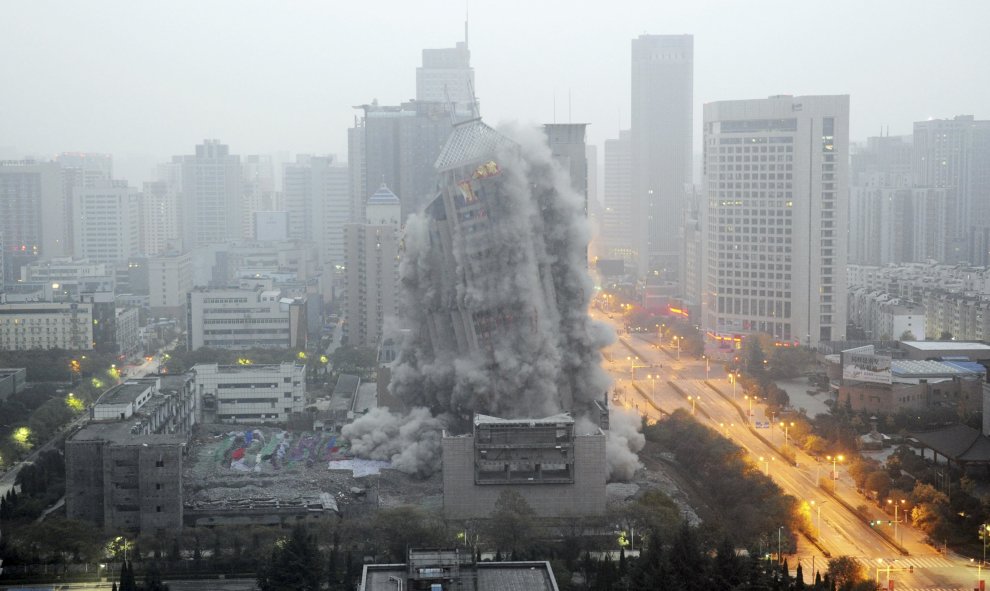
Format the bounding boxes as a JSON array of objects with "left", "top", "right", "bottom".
[
  {"left": 826, "top": 454, "right": 844, "bottom": 490},
  {"left": 687, "top": 395, "right": 697, "bottom": 415},
  {"left": 627, "top": 356, "right": 639, "bottom": 380},
  {"left": 672, "top": 336, "right": 681, "bottom": 360},
  {"left": 646, "top": 374, "right": 657, "bottom": 401},
  {"left": 744, "top": 394, "right": 753, "bottom": 417},
  {"left": 760, "top": 456, "right": 772, "bottom": 476},
  {"left": 888, "top": 499, "right": 906, "bottom": 545},
  {"left": 780, "top": 421, "right": 795, "bottom": 448},
  {"left": 778, "top": 526, "right": 784, "bottom": 565},
  {"left": 730, "top": 371, "right": 740, "bottom": 399},
  {"left": 810, "top": 500, "right": 827, "bottom": 539},
  {"left": 702, "top": 355, "right": 710, "bottom": 380}
]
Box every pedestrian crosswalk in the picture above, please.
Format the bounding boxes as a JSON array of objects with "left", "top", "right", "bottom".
[{"left": 789, "top": 555, "right": 958, "bottom": 586}]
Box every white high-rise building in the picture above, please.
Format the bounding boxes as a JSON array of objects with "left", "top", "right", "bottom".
[
  {"left": 242, "top": 155, "right": 276, "bottom": 239},
  {"left": 72, "top": 180, "right": 140, "bottom": 264},
  {"left": 702, "top": 95, "right": 849, "bottom": 346},
  {"left": 602, "top": 130, "right": 633, "bottom": 263},
  {"left": 281, "top": 155, "right": 350, "bottom": 271},
  {"left": 343, "top": 184, "right": 401, "bottom": 347},
  {"left": 630, "top": 34, "right": 693, "bottom": 278},
  {"left": 174, "top": 140, "right": 243, "bottom": 249},
  {"left": 140, "top": 180, "right": 180, "bottom": 256}
]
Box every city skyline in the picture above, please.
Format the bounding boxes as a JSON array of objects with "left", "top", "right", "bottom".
[{"left": 2, "top": 0, "right": 988, "bottom": 186}]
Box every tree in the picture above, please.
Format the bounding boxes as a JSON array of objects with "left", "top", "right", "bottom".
[
  {"left": 257, "top": 525, "right": 323, "bottom": 591},
  {"left": 827, "top": 556, "right": 863, "bottom": 590},
  {"left": 899, "top": 330, "right": 916, "bottom": 342},
  {"left": 118, "top": 560, "right": 137, "bottom": 591},
  {"left": 486, "top": 490, "right": 537, "bottom": 556}
]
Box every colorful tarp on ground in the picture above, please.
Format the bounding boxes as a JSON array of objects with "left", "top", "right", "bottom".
[{"left": 214, "top": 429, "right": 354, "bottom": 473}]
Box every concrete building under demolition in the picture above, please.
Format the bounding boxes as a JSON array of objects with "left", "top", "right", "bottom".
[
  {"left": 66, "top": 376, "right": 196, "bottom": 534},
  {"left": 442, "top": 413, "right": 606, "bottom": 520}
]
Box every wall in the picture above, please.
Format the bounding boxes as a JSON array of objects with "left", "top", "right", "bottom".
[{"left": 441, "top": 433, "right": 606, "bottom": 520}]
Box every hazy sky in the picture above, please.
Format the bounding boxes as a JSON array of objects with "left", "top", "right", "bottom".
[{"left": 2, "top": 0, "right": 988, "bottom": 184}]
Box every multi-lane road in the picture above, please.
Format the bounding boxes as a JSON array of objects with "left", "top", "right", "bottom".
[{"left": 595, "top": 309, "right": 979, "bottom": 590}]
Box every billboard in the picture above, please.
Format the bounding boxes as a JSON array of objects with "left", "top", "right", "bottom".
[{"left": 842, "top": 345, "right": 892, "bottom": 385}]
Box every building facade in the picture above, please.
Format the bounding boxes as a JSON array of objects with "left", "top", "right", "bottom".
[
  {"left": 192, "top": 362, "right": 305, "bottom": 424},
  {"left": 186, "top": 287, "right": 307, "bottom": 351},
  {"left": 442, "top": 414, "right": 606, "bottom": 520},
  {"left": 630, "top": 34, "right": 693, "bottom": 278},
  {"left": 65, "top": 376, "right": 196, "bottom": 534},
  {"left": 0, "top": 160, "right": 67, "bottom": 282},
  {"left": 702, "top": 95, "right": 849, "bottom": 346},
  {"left": 601, "top": 130, "right": 634, "bottom": 263},
  {"left": 343, "top": 185, "right": 401, "bottom": 348},
  {"left": 0, "top": 300, "right": 94, "bottom": 350},
  {"left": 147, "top": 251, "right": 193, "bottom": 320},
  {"left": 174, "top": 140, "right": 243, "bottom": 249},
  {"left": 416, "top": 33, "right": 475, "bottom": 114},
  {"left": 72, "top": 180, "right": 140, "bottom": 263}
]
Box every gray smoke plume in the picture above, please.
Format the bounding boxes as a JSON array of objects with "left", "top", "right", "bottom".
[
  {"left": 341, "top": 407, "right": 445, "bottom": 477},
  {"left": 347, "top": 121, "right": 642, "bottom": 480},
  {"left": 603, "top": 408, "right": 646, "bottom": 480}
]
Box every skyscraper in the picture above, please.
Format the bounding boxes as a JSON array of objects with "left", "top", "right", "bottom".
[
  {"left": 281, "top": 155, "right": 350, "bottom": 271},
  {"left": 350, "top": 101, "right": 454, "bottom": 221},
  {"left": 0, "top": 160, "right": 66, "bottom": 282},
  {"left": 702, "top": 95, "right": 849, "bottom": 346},
  {"left": 72, "top": 180, "right": 140, "bottom": 264},
  {"left": 174, "top": 140, "right": 243, "bottom": 249},
  {"left": 630, "top": 34, "right": 693, "bottom": 278},
  {"left": 416, "top": 27, "right": 475, "bottom": 115},
  {"left": 913, "top": 115, "right": 990, "bottom": 264},
  {"left": 342, "top": 184, "right": 401, "bottom": 347},
  {"left": 602, "top": 130, "right": 633, "bottom": 262}
]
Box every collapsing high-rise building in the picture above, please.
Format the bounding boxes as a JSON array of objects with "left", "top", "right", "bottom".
[{"left": 390, "top": 112, "right": 612, "bottom": 423}]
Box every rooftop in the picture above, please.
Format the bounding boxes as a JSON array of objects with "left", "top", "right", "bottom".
[
  {"left": 367, "top": 183, "right": 400, "bottom": 205},
  {"left": 900, "top": 341, "right": 990, "bottom": 352},
  {"left": 71, "top": 419, "right": 186, "bottom": 446},
  {"left": 474, "top": 413, "right": 574, "bottom": 426},
  {"left": 362, "top": 560, "right": 559, "bottom": 591},
  {"left": 98, "top": 382, "right": 153, "bottom": 406},
  {"left": 434, "top": 119, "right": 512, "bottom": 171}
]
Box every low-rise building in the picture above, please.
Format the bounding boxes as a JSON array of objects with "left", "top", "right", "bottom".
[
  {"left": 186, "top": 287, "right": 307, "bottom": 351},
  {"left": 65, "top": 376, "right": 196, "bottom": 535},
  {"left": 0, "top": 300, "right": 94, "bottom": 350},
  {"left": 192, "top": 362, "right": 305, "bottom": 424},
  {"left": 442, "top": 413, "right": 606, "bottom": 520},
  {"left": 360, "top": 548, "right": 561, "bottom": 591},
  {"left": 837, "top": 345, "right": 986, "bottom": 414}
]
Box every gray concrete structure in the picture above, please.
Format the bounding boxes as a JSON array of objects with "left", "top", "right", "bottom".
[
  {"left": 361, "top": 548, "right": 560, "bottom": 591},
  {"left": 442, "top": 414, "right": 606, "bottom": 520},
  {"left": 66, "top": 376, "right": 196, "bottom": 534}
]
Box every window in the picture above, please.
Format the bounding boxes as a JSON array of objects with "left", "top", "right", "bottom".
[{"left": 155, "top": 458, "right": 164, "bottom": 468}]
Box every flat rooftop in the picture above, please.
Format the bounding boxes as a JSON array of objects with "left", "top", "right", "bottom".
[
  {"left": 474, "top": 413, "right": 574, "bottom": 426},
  {"left": 891, "top": 359, "right": 986, "bottom": 378},
  {"left": 71, "top": 420, "right": 186, "bottom": 445},
  {"left": 901, "top": 341, "right": 990, "bottom": 351},
  {"left": 98, "top": 382, "right": 151, "bottom": 406},
  {"left": 362, "top": 562, "right": 559, "bottom": 591}
]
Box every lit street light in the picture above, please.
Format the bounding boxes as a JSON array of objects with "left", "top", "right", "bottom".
[
  {"left": 759, "top": 456, "right": 773, "bottom": 476},
  {"left": 810, "top": 500, "right": 827, "bottom": 539},
  {"left": 646, "top": 374, "right": 657, "bottom": 401},
  {"left": 780, "top": 421, "right": 795, "bottom": 448},
  {"left": 702, "top": 355, "right": 710, "bottom": 380},
  {"left": 672, "top": 336, "right": 681, "bottom": 360},
  {"left": 888, "top": 499, "right": 906, "bottom": 546},
  {"left": 744, "top": 394, "right": 754, "bottom": 417},
  {"left": 687, "top": 395, "right": 698, "bottom": 415},
  {"left": 826, "top": 454, "right": 844, "bottom": 490}
]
